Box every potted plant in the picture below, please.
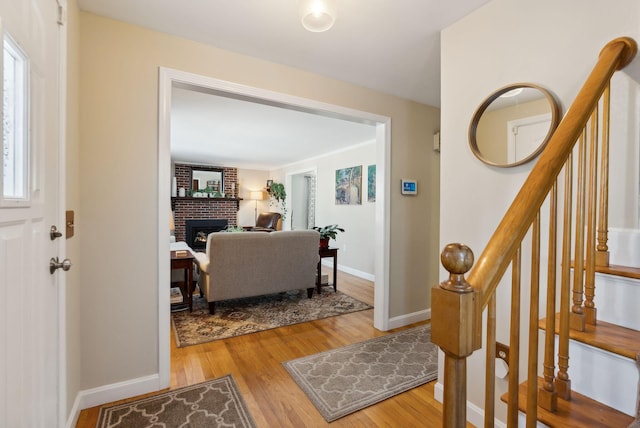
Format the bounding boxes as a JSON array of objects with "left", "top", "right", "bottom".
[
  {"left": 268, "top": 181, "right": 287, "bottom": 219},
  {"left": 313, "top": 224, "right": 345, "bottom": 248}
]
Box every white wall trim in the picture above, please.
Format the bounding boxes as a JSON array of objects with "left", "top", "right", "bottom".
[
  {"left": 69, "top": 374, "right": 162, "bottom": 418},
  {"left": 157, "top": 67, "right": 393, "bottom": 388},
  {"left": 57, "top": 5, "right": 69, "bottom": 426},
  {"left": 284, "top": 166, "right": 318, "bottom": 231},
  {"left": 65, "top": 398, "right": 79, "bottom": 428},
  {"left": 329, "top": 262, "right": 375, "bottom": 282},
  {"left": 387, "top": 308, "right": 430, "bottom": 330},
  {"left": 280, "top": 139, "right": 377, "bottom": 171},
  {"left": 320, "top": 259, "right": 375, "bottom": 281},
  {"left": 373, "top": 122, "right": 391, "bottom": 331},
  {"left": 157, "top": 68, "right": 172, "bottom": 391}
]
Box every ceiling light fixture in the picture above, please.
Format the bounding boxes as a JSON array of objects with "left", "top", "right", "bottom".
[
  {"left": 300, "top": 0, "right": 337, "bottom": 33},
  {"left": 500, "top": 88, "right": 524, "bottom": 98}
]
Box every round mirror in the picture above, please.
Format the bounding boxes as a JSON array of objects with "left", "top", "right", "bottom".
[{"left": 469, "top": 83, "right": 561, "bottom": 167}]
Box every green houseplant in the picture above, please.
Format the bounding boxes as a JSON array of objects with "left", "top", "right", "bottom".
[
  {"left": 268, "top": 181, "right": 287, "bottom": 219},
  {"left": 313, "top": 224, "right": 345, "bottom": 248}
]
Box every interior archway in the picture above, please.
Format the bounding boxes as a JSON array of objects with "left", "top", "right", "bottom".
[{"left": 157, "top": 67, "right": 391, "bottom": 387}]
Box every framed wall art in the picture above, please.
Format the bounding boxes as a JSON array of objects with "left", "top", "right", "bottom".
[
  {"left": 335, "top": 165, "right": 362, "bottom": 205},
  {"left": 367, "top": 164, "right": 376, "bottom": 202}
]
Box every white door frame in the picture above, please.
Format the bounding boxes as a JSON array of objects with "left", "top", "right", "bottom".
[
  {"left": 56, "top": 1, "right": 68, "bottom": 425},
  {"left": 285, "top": 167, "right": 317, "bottom": 231},
  {"left": 506, "top": 112, "right": 552, "bottom": 163},
  {"left": 157, "top": 67, "right": 391, "bottom": 387}
]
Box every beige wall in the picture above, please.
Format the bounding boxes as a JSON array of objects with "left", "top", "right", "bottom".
[
  {"left": 65, "top": 0, "right": 82, "bottom": 418},
  {"left": 237, "top": 168, "right": 270, "bottom": 226},
  {"left": 78, "top": 12, "right": 440, "bottom": 391},
  {"left": 440, "top": 0, "right": 640, "bottom": 423}
]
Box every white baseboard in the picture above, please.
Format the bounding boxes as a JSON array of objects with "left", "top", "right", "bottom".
[
  {"left": 320, "top": 260, "right": 375, "bottom": 282},
  {"left": 66, "top": 396, "right": 81, "bottom": 428},
  {"left": 387, "top": 308, "right": 430, "bottom": 329},
  {"left": 67, "top": 373, "right": 163, "bottom": 425}
]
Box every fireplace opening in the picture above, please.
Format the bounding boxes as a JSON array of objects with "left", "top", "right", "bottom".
[{"left": 185, "top": 219, "right": 228, "bottom": 250}]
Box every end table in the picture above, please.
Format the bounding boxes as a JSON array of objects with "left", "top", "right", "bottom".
[
  {"left": 317, "top": 247, "right": 338, "bottom": 295},
  {"left": 170, "top": 250, "right": 195, "bottom": 312}
]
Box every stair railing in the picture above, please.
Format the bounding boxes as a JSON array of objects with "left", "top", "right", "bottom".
[{"left": 432, "top": 37, "right": 637, "bottom": 427}]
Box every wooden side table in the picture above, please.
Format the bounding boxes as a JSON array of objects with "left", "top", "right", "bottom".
[
  {"left": 317, "top": 247, "right": 338, "bottom": 294},
  {"left": 170, "top": 250, "right": 195, "bottom": 312}
]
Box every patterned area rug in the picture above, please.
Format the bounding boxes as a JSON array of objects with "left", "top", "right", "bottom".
[
  {"left": 172, "top": 290, "right": 372, "bottom": 347},
  {"left": 96, "top": 375, "right": 256, "bottom": 428},
  {"left": 283, "top": 324, "right": 437, "bottom": 422}
]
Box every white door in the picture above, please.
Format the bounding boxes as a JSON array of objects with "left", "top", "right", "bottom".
[
  {"left": 0, "top": 0, "right": 65, "bottom": 427},
  {"left": 507, "top": 113, "right": 552, "bottom": 163}
]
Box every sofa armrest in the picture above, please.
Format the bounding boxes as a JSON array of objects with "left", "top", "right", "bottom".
[{"left": 193, "top": 251, "right": 208, "bottom": 271}]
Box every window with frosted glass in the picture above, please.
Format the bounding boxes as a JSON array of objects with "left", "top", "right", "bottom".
[{"left": 2, "top": 35, "right": 28, "bottom": 201}]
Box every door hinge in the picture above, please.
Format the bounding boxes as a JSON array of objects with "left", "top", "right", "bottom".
[{"left": 57, "top": 1, "right": 67, "bottom": 26}]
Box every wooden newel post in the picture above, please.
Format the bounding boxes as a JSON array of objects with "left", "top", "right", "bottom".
[{"left": 431, "top": 243, "right": 482, "bottom": 427}]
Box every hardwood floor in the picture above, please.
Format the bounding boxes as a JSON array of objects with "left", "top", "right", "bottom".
[{"left": 75, "top": 270, "right": 448, "bottom": 427}]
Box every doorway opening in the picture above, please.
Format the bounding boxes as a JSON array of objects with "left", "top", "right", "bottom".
[
  {"left": 157, "top": 67, "right": 391, "bottom": 388},
  {"left": 289, "top": 170, "right": 316, "bottom": 230}
]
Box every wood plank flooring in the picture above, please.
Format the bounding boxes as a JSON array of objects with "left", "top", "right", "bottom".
[{"left": 75, "top": 270, "right": 450, "bottom": 427}]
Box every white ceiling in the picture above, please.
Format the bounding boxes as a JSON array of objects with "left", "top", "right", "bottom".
[
  {"left": 170, "top": 86, "right": 377, "bottom": 170},
  {"left": 77, "top": 0, "right": 492, "bottom": 170}
]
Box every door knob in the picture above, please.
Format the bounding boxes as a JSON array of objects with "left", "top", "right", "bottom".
[{"left": 50, "top": 257, "right": 72, "bottom": 274}]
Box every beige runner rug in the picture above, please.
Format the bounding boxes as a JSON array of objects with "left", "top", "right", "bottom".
[{"left": 283, "top": 324, "right": 437, "bottom": 422}]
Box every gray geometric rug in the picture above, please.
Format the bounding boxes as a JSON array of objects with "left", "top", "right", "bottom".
[
  {"left": 172, "top": 289, "right": 372, "bottom": 347},
  {"left": 96, "top": 375, "right": 256, "bottom": 428},
  {"left": 283, "top": 324, "right": 437, "bottom": 422}
]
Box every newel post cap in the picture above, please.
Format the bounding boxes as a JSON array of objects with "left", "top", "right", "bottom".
[{"left": 440, "top": 243, "right": 474, "bottom": 292}]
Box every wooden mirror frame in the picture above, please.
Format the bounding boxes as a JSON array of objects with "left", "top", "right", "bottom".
[
  {"left": 468, "top": 83, "right": 561, "bottom": 168},
  {"left": 190, "top": 166, "right": 224, "bottom": 193}
]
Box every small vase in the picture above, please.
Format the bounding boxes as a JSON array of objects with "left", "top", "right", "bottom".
[{"left": 319, "top": 238, "right": 330, "bottom": 249}]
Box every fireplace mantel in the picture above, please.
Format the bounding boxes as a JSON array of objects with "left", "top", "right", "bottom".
[
  {"left": 171, "top": 196, "right": 243, "bottom": 210},
  {"left": 172, "top": 197, "right": 242, "bottom": 242},
  {"left": 172, "top": 163, "right": 241, "bottom": 242}
]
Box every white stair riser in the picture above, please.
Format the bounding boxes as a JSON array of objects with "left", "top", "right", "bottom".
[
  {"left": 543, "top": 333, "right": 638, "bottom": 416},
  {"left": 594, "top": 273, "right": 640, "bottom": 330},
  {"left": 608, "top": 228, "right": 640, "bottom": 268}
]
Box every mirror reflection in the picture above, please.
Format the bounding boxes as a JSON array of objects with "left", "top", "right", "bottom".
[
  {"left": 191, "top": 168, "right": 223, "bottom": 193},
  {"left": 469, "top": 84, "right": 560, "bottom": 167}
]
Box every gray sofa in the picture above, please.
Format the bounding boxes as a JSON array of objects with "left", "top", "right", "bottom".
[{"left": 193, "top": 230, "right": 320, "bottom": 314}]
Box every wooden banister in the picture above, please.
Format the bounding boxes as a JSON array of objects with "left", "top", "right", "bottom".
[
  {"left": 433, "top": 37, "right": 637, "bottom": 428},
  {"left": 466, "top": 37, "right": 636, "bottom": 310}
]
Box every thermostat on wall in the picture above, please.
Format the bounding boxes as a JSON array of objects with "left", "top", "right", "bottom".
[{"left": 401, "top": 180, "right": 417, "bottom": 195}]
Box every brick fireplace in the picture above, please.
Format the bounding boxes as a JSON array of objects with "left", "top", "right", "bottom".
[{"left": 172, "top": 163, "right": 241, "bottom": 243}]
